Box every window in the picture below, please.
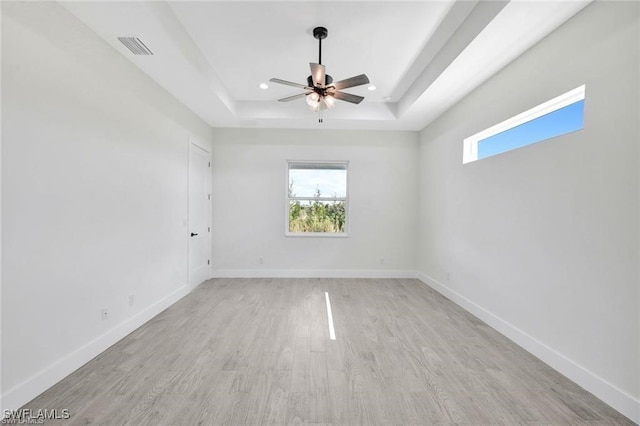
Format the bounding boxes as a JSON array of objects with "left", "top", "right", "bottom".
[
  {"left": 463, "top": 85, "right": 586, "bottom": 164},
  {"left": 286, "top": 161, "right": 348, "bottom": 236}
]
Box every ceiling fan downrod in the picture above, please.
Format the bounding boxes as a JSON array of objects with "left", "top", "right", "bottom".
[{"left": 313, "top": 26, "right": 328, "bottom": 65}]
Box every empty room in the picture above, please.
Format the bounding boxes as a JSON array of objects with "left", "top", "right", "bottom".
[{"left": 2, "top": 0, "right": 638, "bottom": 424}]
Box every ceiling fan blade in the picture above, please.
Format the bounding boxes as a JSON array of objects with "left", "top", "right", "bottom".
[
  {"left": 277, "top": 92, "right": 311, "bottom": 102},
  {"left": 329, "top": 90, "right": 365, "bottom": 104},
  {"left": 310, "top": 63, "right": 326, "bottom": 87},
  {"left": 269, "top": 78, "right": 311, "bottom": 90},
  {"left": 331, "top": 74, "right": 370, "bottom": 91}
]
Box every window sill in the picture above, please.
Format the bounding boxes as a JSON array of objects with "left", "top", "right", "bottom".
[{"left": 285, "top": 232, "right": 349, "bottom": 238}]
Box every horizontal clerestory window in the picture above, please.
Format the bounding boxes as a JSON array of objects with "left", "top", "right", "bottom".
[{"left": 463, "top": 85, "right": 586, "bottom": 164}]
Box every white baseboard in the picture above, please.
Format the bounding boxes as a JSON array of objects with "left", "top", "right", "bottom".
[
  {"left": 1, "top": 285, "right": 191, "bottom": 413},
  {"left": 211, "top": 268, "right": 418, "bottom": 279},
  {"left": 416, "top": 272, "right": 639, "bottom": 424}
]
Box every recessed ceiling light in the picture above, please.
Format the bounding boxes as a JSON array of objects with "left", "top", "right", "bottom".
[
  {"left": 383, "top": 96, "right": 392, "bottom": 102},
  {"left": 259, "top": 83, "right": 269, "bottom": 89},
  {"left": 367, "top": 85, "right": 376, "bottom": 91}
]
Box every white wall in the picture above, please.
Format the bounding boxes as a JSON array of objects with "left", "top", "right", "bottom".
[
  {"left": 210, "top": 128, "right": 418, "bottom": 277},
  {"left": 417, "top": 1, "right": 639, "bottom": 422},
  {"left": 1, "top": 2, "right": 212, "bottom": 410}
]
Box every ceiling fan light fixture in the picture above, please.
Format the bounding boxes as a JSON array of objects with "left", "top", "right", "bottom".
[
  {"left": 306, "top": 92, "right": 320, "bottom": 110},
  {"left": 306, "top": 93, "right": 336, "bottom": 112},
  {"left": 323, "top": 95, "right": 336, "bottom": 109}
]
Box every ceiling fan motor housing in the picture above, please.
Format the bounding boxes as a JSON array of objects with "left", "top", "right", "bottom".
[{"left": 307, "top": 74, "right": 333, "bottom": 89}]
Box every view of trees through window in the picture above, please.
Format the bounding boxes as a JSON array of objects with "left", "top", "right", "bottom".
[{"left": 287, "top": 162, "right": 347, "bottom": 234}]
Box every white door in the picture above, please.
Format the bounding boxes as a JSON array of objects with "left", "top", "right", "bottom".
[{"left": 188, "top": 141, "right": 211, "bottom": 288}]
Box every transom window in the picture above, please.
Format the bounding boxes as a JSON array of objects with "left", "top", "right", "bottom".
[
  {"left": 286, "top": 161, "right": 348, "bottom": 237},
  {"left": 463, "top": 84, "right": 586, "bottom": 163}
]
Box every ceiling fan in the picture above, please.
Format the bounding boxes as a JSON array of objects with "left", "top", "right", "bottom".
[{"left": 269, "top": 26, "right": 370, "bottom": 123}]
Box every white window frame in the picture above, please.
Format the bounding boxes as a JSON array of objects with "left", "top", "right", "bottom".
[
  {"left": 463, "top": 84, "right": 586, "bottom": 164},
  {"left": 285, "top": 160, "right": 349, "bottom": 238}
]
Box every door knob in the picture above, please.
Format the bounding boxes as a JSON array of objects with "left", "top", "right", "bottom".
[{"left": 190, "top": 232, "right": 198, "bottom": 237}]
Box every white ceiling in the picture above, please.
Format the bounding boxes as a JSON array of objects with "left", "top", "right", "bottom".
[{"left": 61, "top": 1, "right": 592, "bottom": 131}]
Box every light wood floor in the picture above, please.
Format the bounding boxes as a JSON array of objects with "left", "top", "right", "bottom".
[{"left": 24, "top": 278, "right": 633, "bottom": 425}]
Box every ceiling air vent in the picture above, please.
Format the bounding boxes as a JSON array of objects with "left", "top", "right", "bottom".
[{"left": 117, "top": 37, "right": 153, "bottom": 56}]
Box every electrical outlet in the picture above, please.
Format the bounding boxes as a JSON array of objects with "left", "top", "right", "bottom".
[
  {"left": 258, "top": 256, "right": 264, "bottom": 264},
  {"left": 128, "top": 294, "right": 135, "bottom": 307},
  {"left": 101, "top": 307, "right": 110, "bottom": 321},
  {"left": 379, "top": 258, "right": 385, "bottom": 265}
]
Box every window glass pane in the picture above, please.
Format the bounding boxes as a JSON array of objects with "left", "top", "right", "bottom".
[
  {"left": 289, "top": 200, "right": 346, "bottom": 233},
  {"left": 478, "top": 99, "right": 585, "bottom": 160},
  {"left": 289, "top": 168, "right": 347, "bottom": 198}
]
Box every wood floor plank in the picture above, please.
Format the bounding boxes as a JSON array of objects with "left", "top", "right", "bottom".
[
  {"left": 286, "top": 391, "right": 308, "bottom": 425},
  {"left": 308, "top": 351, "right": 330, "bottom": 423},
  {"left": 19, "top": 278, "right": 635, "bottom": 425}
]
